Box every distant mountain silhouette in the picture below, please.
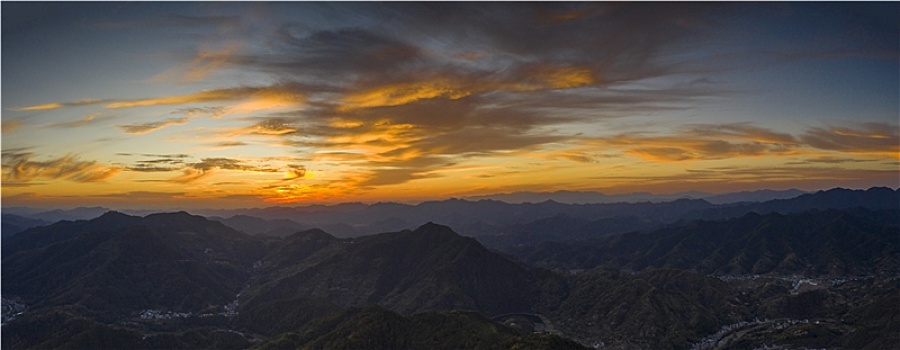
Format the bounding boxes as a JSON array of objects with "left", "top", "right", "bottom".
[
  {"left": 475, "top": 214, "right": 662, "bottom": 249},
  {"left": 1, "top": 214, "right": 49, "bottom": 239},
  {"left": 194, "top": 197, "right": 716, "bottom": 239},
  {"left": 2, "top": 206, "right": 113, "bottom": 223},
  {"left": 683, "top": 187, "right": 899, "bottom": 221},
  {"left": 512, "top": 208, "right": 900, "bottom": 277},
  {"left": 702, "top": 188, "right": 808, "bottom": 205},
  {"left": 465, "top": 188, "right": 808, "bottom": 204}
]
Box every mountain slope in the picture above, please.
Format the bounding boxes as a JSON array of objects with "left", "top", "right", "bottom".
[
  {"left": 547, "top": 268, "right": 746, "bottom": 349},
  {"left": 684, "top": 187, "right": 899, "bottom": 221},
  {"left": 2, "top": 212, "right": 266, "bottom": 315},
  {"left": 241, "top": 223, "right": 546, "bottom": 317},
  {"left": 258, "top": 306, "right": 588, "bottom": 350},
  {"left": 513, "top": 209, "right": 900, "bottom": 277}
]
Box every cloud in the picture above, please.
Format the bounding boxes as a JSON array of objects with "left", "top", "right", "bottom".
[
  {"left": 189, "top": 158, "right": 277, "bottom": 172},
  {"left": 105, "top": 86, "right": 297, "bottom": 109},
  {"left": 284, "top": 165, "right": 307, "bottom": 180},
  {"left": 1, "top": 152, "right": 120, "bottom": 183},
  {"left": 45, "top": 114, "right": 114, "bottom": 128},
  {"left": 683, "top": 123, "right": 798, "bottom": 145},
  {"left": 17, "top": 99, "right": 107, "bottom": 111},
  {"left": 589, "top": 165, "right": 900, "bottom": 194},
  {"left": 244, "top": 26, "right": 422, "bottom": 81},
  {"left": 587, "top": 122, "right": 899, "bottom": 163},
  {"left": 98, "top": 12, "right": 243, "bottom": 31},
  {"left": 359, "top": 167, "right": 440, "bottom": 187},
  {"left": 88, "top": 191, "right": 188, "bottom": 199},
  {"left": 801, "top": 122, "right": 899, "bottom": 155},
  {"left": 127, "top": 165, "right": 181, "bottom": 172},
  {"left": 162, "top": 157, "right": 284, "bottom": 183},
  {"left": 21, "top": 85, "right": 305, "bottom": 113},
  {"left": 589, "top": 123, "right": 807, "bottom": 162},
  {"left": 118, "top": 154, "right": 188, "bottom": 173},
  {"left": 152, "top": 44, "right": 240, "bottom": 83},
  {"left": 118, "top": 117, "right": 190, "bottom": 135},
  {"left": 176, "top": 106, "right": 228, "bottom": 119},
  {"left": 242, "top": 117, "right": 300, "bottom": 136},
  {"left": 137, "top": 158, "right": 186, "bottom": 164},
  {"left": 2, "top": 119, "right": 24, "bottom": 133},
  {"left": 213, "top": 141, "right": 248, "bottom": 148}
]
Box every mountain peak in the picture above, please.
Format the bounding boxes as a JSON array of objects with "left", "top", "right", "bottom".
[
  {"left": 97, "top": 210, "right": 135, "bottom": 220},
  {"left": 412, "top": 222, "right": 458, "bottom": 236},
  {"left": 91, "top": 211, "right": 141, "bottom": 227},
  {"left": 287, "top": 228, "right": 336, "bottom": 241}
]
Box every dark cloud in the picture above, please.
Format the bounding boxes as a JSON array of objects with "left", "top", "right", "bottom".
[
  {"left": 137, "top": 158, "right": 185, "bottom": 164},
  {"left": 264, "top": 26, "right": 421, "bottom": 79},
  {"left": 127, "top": 165, "right": 181, "bottom": 172},
  {"left": 162, "top": 157, "right": 286, "bottom": 183},
  {"left": 141, "top": 153, "right": 190, "bottom": 158},
  {"left": 189, "top": 158, "right": 278, "bottom": 172},
  {"left": 359, "top": 167, "right": 439, "bottom": 187},
  {"left": 284, "top": 165, "right": 306, "bottom": 180},
  {"left": 166, "top": 14, "right": 243, "bottom": 30},
  {"left": 176, "top": 106, "right": 228, "bottom": 118},
  {"left": 245, "top": 117, "right": 300, "bottom": 136},
  {"left": 214, "top": 141, "right": 248, "bottom": 148}
]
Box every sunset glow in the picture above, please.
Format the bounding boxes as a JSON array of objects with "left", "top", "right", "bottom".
[{"left": 2, "top": 2, "right": 897, "bottom": 209}]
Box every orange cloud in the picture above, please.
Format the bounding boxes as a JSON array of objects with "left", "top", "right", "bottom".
[
  {"left": 591, "top": 122, "right": 898, "bottom": 163},
  {"left": 20, "top": 85, "right": 304, "bottom": 113},
  {"left": 340, "top": 65, "right": 597, "bottom": 110},
  {"left": 2, "top": 152, "right": 120, "bottom": 183},
  {"left": 2, "top": 119, "right": 23, "bottom": 134},
  {"left": 107, "top": 88, "right": 250, "bottom": 108},
  {"left": 519, "top": 64, "right": 597, "bottom": 90},
  {"left": 17, "top": 99, "right": 106, "bottom": 111},
  {"left": 589, "top": 123, "right": 806, "bottom": 162},
  {"left": 341, "top": 79, "right": 472, "bottom": 110},
  {"left": 118, "top": 117, "right": 190, "bottom": 135}
]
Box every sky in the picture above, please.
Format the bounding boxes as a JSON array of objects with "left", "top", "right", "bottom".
[{"left": 2, "top": 2, "right": 898, "bottom": 209}]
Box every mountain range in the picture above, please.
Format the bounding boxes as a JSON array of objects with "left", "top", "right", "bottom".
[
  {"left": 2, "top": 186, "right": 898, "bottom": 349},
  {"left": 5, "top": 188, "right": 894, "bottom": 242},
  {"left": 464, "top": 188, "right": 809, "bottom": 205}
]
